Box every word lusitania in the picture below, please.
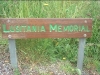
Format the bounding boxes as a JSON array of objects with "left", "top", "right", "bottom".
[{"left": 2, "top": 24, "right": 90, "bottom": 33}]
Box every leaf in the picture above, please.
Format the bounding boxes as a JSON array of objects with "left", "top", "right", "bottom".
[
  {"left": 97, "top": 44, "right": 100, "bottom": 47},
  {"left": 76, "top": 69, "right": 81, "bottom": 75}
]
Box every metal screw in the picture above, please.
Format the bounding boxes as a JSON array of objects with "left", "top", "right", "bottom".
[
  {"left": 83, "top": 34, "right": 87, "bottom": 37},
  {"left": 7, "top": 20, "right": 10, "bottom": 23},
  {"left": 8, "top": 35, "right": 12, "bottom": 38},
  {"left": 84, "top": 20, "right": 87, "bottom": 23}
]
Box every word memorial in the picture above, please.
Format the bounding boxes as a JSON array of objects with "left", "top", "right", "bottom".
[
  {"left": 0, "top": 18, "right": 92, "bottom": 72},
  {"left": 0, "top": 18, "right": 92, "bottom": 39}
]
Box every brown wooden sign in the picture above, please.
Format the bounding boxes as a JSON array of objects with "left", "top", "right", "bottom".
[{"left": 0, "top": 18, "right": 92, "bottom": 39}]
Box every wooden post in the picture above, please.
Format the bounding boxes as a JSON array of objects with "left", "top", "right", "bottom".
[
  {"left": 77, "top": 38, "right": 86, "bottom": 71},
  {"left": 8, "top": 39, "right": 17, "bottom": 68}
]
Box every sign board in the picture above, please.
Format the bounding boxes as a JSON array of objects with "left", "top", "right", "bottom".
[
  {"left": 0, "top": 18, "right": 92, "bottom": 39},
  {"left": 0, "top": 18, "right": 93, "bottom": 71}
]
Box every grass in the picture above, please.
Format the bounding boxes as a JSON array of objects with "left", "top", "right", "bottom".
[
  {"left": 14, "top": 68, "right": 20, "bottom": 75},
  {"left": 0, "top": 1, "right": 100, "bottom": 74}
]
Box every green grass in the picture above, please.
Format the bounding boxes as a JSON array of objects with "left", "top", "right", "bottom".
[
  {"left": 0, "top": 1, "right": 100, "bottom": 74},
  {"left": 14, "top": 68, "right": 20, "bottom": 75}
]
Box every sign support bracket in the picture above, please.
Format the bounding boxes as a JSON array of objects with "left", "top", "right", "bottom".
[
  {"left": 77, "top": 38, "right": 86, "bottom": 72},
  {"left": 8, "top": 39, "right": 17, "bottom": 68},
  {"left": 8, "top": 38, "right": 86, "bottom": 72}
]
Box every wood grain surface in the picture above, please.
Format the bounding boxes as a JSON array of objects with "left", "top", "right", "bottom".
[{"left": 0, "top": 18, "right": 92, "bottom": 39}]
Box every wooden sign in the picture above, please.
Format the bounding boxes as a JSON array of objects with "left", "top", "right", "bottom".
[{"left": 0, "top": 18, "right": 92, "bottom": 39}]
